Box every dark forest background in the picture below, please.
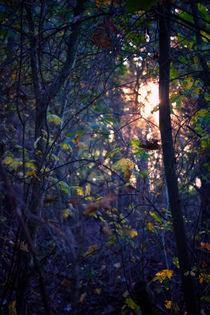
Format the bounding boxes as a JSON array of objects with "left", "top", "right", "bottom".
[{"left": 0, "top": 0, "right": 209, "bottom": 314}]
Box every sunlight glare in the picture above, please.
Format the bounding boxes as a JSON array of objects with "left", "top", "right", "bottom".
[{"left": 138, "top": 81, "right": 159, "bottom": 123}]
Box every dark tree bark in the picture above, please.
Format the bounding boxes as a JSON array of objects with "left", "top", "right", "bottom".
[
  {"left": 14, "top": 1, "right": 86, "bottom": 313},
  {"left": 158, "top": 1, "right": 200, "bottom": 314}
]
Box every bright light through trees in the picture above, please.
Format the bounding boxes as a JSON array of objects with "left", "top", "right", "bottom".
[{"left": 138, "top": 81, "right": 159, "bottom": 124}]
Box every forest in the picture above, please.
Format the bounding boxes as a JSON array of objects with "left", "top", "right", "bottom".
[{"left": 0, "top": 0, "right": 209, "bottom": 314}]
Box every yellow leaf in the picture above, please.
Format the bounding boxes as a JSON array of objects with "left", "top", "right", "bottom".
[
  {"left": 3, "top": 156, "right": 14, "bottom": 165},
  {"left": 26, "top": 171, "right": 39, "bottom": 179},
  {"left": 123, "top": 169, "right": 132, "bottom": 179},
  {"left": 79, "top": 292, "right": 87, "bottom": 303},
  {"left": 9, "top": 300, "right": 16, "bottom": 315},
  {"left": 25, "top": 161, "right": 36, "bottom": 169},
  {"left": 61, "top": 209, "right": 72, "bottom": 218},
  {"left": 61, "top": 143, "right": 72, "bottom": 151},
  {"left": 113, "top": 158, "right": 134, "bottom": 173},
  {"left": 125, "top": 229, "right": 138, "bottom": 238},
  {"left": 83, "top": 245, "right": 98, "bottom": 257},
  {"left": 47, "top": 114, "right": 61, "bottom": 125},
  {"left": 199, "top": 273, "right": 210, "bottom": 284},
  {"left": 77, "top": 187, "right": 84, "bottom": 196},
  {"left": 95, "top": 288, "right": 102, "bottom": 295},
  {"left": 147, "top": 222, "right": 155, "bottom": 232},
  {"left": 11, "top": 73, "right": 16, "bottom": 80},
  {"left": 153, "top": 269, "right": 173, "bottom": 282},
  {"left": 165, "top": 300, "right": 172, "bottom": 309}
]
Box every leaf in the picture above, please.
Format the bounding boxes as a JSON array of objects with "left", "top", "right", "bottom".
[
  {"left": 76, "top": 187, "right": 84, "bottom": 196},
  {"left": 106, "top": 148, "right": 122, "bottom": 159},
  {"left": 123, "top": 169, "right": 132, "bottom": 179},
  {"left": 130, "top": 138, "right": 140, "bottom": 147},
  {"left": 172, "top": 257, "right": 180, "bottom": 269},
  {"left": 0, "top": 216, "right": 7, "bottom": 222},
  {"left": 34, "top": 136, "right": 41, "bottom": 149},
  {"left": 26, "top": 170, "right": 39, "bottom": 179},
  {"left": 165, "top": 300, "right": 172, "bottom": 309},
  {"left": 65, "top": 130, "right": 85, "bottom": 137},
  {"left": 149, "top": 211, "right": 162, "bottom": 223},
  {"left": 125, "top": 298, "right": 140, "bottom": 312},
  {"left": 112, "top": 158, "right": 134, "bottom": 173},
  {"left": 72, "top": 134, "right": 82, "bottom": 144},
  {"left": 11, "top": 73, "right": 16, "bottom": 80},
  {"left": 57, "top": 181, "right": 70, "bottom": 194},
  {"left": 2, "top": 156, "right": 14, "bottom": 165},
  {"left": 94, "top": 288, "right": 102, "bottom": 295},
  {"left": 200, "top": 242, "right": 210, "bottom": 251},
  {"left": 126, "top": 0, "right": 157, "bottom": 12},
  {"left": 125, "top": 229, "right": 138, "bottom": 238},
  {"left": 25, "top": 161, "right": 36, "bottom": 169},
  {"left": 47, "top": 114, "right": 61, "bottom": 125},
  {"left": 84, "top": 194, "right": 115, "bottom": 215},
  {"left": 61, "top": 143, "right": 72, "bottom": 151},
  {"left": 180, "top": 11, "right": 194, "bottom": 23},
  {"left": 61, "top": 209, "right": 72, "bottom": 218},
  {"left": 153, "top": 269, "right": 173, "bottom": 283},
  {"left": 147, "top": 222, "right": 155, "bottom": 232},
  {"left": 9, "top": 300, "right": 16, "bottom": 315},
  {"left": 79, "top": 292, "right": 87, "bottom": 303},
  {"left": 83, "top": 245, "right": 98, "bottom": 257}
]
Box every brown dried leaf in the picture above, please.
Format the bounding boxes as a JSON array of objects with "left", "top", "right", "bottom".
[{"left": 84, "top": 194, "right": 115, "bottom": 216}]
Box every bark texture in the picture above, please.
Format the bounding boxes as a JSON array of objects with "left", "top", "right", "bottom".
[{"left": 158, "top": 1, "right": 200, "bottom": 314}]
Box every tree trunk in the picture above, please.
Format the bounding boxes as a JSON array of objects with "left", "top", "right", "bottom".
[
  {"left": 158, "top": 1, "right": 200, "bottom": 314},
  {"left": 15, "top": 1, "right": 85, "bottom": 313}
]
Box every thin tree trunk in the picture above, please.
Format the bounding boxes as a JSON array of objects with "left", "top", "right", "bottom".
[
  {"left": 15, "top": 1, "right": 85, "bottom": 313},
  {"left": 158, "top": 1, "right": 200, "bottom": 314}
]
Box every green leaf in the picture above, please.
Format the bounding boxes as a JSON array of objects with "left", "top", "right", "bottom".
[
  {"left": 180, "top": 11, "right": 194, "bottom": 23},
  {"left": 125, "top": 298, "right": 140, "bottom": 312},
  {"left": 130, "top": 138, "right": 140, "bottom": 147},
  {"left": 106, "top": 148, "right": 122, "bottom": 158},
  {"left": 65, "top": 130, "right": 85, "bottom": 137},
  {"left": 127, "top": 0, "right": 157, "bottom": 12},
  {"left": 149, "top": 211, "right": 162, "bottom": 223},
  {"left": 0, "top": 216, "right": 7, "bottom": 222},
  {"left": 58, "top": 181, "right": 70, "bottom": 194}
]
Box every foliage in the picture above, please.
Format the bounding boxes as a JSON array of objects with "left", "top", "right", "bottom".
[{"left": 0, "top": 0, "right": 209, "bottom": 314}]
